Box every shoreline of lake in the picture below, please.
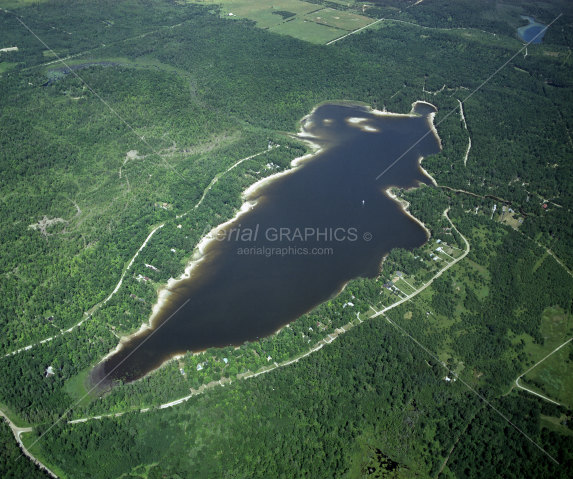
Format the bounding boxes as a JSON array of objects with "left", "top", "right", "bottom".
[
  {"left": 138, "top": 100, "right": 440, "bottom": 351},
  {"left": 91, "top": 99, "right": 443, "bottom": 386}
]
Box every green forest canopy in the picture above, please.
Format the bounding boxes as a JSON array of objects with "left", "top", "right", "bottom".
[{"left": 0, "top": 0, "right": 572, "bottom": 477}]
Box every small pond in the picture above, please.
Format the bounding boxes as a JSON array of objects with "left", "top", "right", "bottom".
[{"left": 517, "top": 15, "right": 546, "bottom": 44}]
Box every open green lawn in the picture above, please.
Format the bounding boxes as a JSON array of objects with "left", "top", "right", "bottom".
[
  {"left": 269, "top": 17, "right": 345, "bottom": 44},
  {"left": 506, "top": 306, "right": 573, "bottom": 406},
  {"left": 186, "top": 0, "right": 356, "bottom": 44},
  {"left": 524, "top": 340, "right": 573, "bottom": 407},
  {"left": 540, "top": 415, "right": 573, "bottom": 437},
  {"left": 187, "top": 0, "right": 320, "bottom": 28},
  {"left": 0, "top": 61, "right": 17, "bottom": 73},
  {"left": 64, "top": 366, "right": 94, "bottom": 407},
  {"left": 326, "top": 0, "right": 358, "bottom": 6},
  {"left": 303, "top": 7, "right": 373, "bottom": 31},
  {"left": 513, "top": 306, "right": 571, "bottom": 367}
]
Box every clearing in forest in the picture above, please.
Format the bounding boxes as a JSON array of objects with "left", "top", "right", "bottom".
[
  {"left": 269, "top": 18, "right": 345, "bottom": 44},
  {"left": 187, "top": 0, "right": 360, "bottom": 43},
  {"left": 303, "top": 8, "right": 372, "bottom": 31},
  {"left": 519, "top": 306, "right": 573, "bottom": 407},
  {"left": 186, "top": 0, "right": 319, "bottom": 29}
]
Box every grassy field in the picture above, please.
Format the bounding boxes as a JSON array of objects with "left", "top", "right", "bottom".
[
  {"left": 43, "top": 55, "right": 193, "bottom": 79},
  {"left": 540, "top": 415, "right": 573, "bottom": 437},
  {"left": 64, "top": 366, "right": 95, "bottom": 407},
  {"left": 0, "top": 61, "right": 17, "bottom": 73},
  {"left": 187, "top": 0, "right": 320, "bottom": 28},
  {"left": 512, "top": 306, "right": 571, "bottom": 367},
  {"left": 524, "top": 339, "right": 573, "bottom": 407},
  {"left": 501, "top": 211, "right": 523, "bottom": 229},
  {"left": 187, "top": 0, "right": 359, "bottom": 43},
  {"left": 303, "top": 7, "right": 372, "bottom": 31},
  {"left": 269, "top": 18, "right": 345, "bottom": 44},
  {"left": 326, "top": 0, "right": 358, "bottom": 6}
]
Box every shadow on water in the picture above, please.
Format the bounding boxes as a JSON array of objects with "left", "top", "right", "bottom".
[{"left": 90, "top": 101, "right": 442, "bottom": 390}]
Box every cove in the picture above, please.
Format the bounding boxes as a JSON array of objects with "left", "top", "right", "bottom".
[
  {"left": 517, "top": 15, "right": 546, "bottom": 44},
  {"left": 90, "top": 101, "right": 442, "bottom": 387}
]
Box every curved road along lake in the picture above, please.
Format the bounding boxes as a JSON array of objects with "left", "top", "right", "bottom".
[{"left": 92, "top": 101, "right": 441, "bottom": 386}]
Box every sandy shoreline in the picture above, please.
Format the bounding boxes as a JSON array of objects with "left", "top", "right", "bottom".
[
  {"left": 99, "top": 99, "right": 442, "bottom": 375},
  {"left": 426, "top": 111, "right": 443, "bottom": 151},
  {"left": 101, "top": 128, "right": 324, "bottom": 364},
  {"left": 419, "top": 154, "right": 438, "bottom": 186},
  {"left": 385, "top": 187, "right": 431, "bottom": 239}
]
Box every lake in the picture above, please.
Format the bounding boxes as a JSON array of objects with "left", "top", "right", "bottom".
[
  {"left": 517, "top": 15, "right": 547, "bottom": 44},
  {"left": 90, "top": 101, "right": 441, "bottom": 386}
]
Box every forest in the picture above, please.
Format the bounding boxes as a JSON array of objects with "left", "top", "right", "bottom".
[{"left": 1, "top": 0, "right": 573, "bottom": 477}]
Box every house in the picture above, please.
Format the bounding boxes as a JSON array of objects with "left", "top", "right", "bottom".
[
  {"left": 145, "top": 264, "right": 159, "bottom": 272},
  {"left": 436, "top": 239, "right": 442, "bottom": 244},
  {"left": 223, "top": 358, "right": 228, "bottom": 364},
  {"left": 170, "top": 248, "right": 176, "bottom": 253},
  {"left": 197, "top": 364, "right": 203, "bottom": 371},
  {"left": 267, "top": 356, "right": 272, "bottom": 361},
  {"left": 180, "top": 368, "right": 185, "bottom": 375},
  {"left": 45, "top": 366, "right": 54, "bottom": 377},
  {"left": 177, "top": 225, "right": 182, "bottom": 229}
]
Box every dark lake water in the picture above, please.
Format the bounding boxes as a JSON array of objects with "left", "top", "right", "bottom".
[
  {"left": 517, "top": 15, "right": 546, "bottom": 44},
  {"left": 91, "top": 101, "right": 441, "bottom": 387}
]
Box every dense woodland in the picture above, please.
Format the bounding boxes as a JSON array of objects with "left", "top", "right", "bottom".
[
  {"left": 1, "top": 0, "right": 573, "bottom": 477},
  {"left": 0, "top": 419, "right": 50, "bottom": 479},
  {"left": 31, "top": 319, "right": 573, "bottom": 479}
]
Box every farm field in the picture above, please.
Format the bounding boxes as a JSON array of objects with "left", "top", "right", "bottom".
[
  {"left": 187, "top": 0, "right": 361, "bottom": 43},
  {"left": 269, "top": 17, "right": 345, "bottom": 44},
  {"left": 325, "top": 0, "right": 358, "bottom": 6},
  {"left": 187, "top": 0, "right": 320, "bottom": 28},
  {"left": 303, "top": 7, "right": 373, "bottom": 31}
]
